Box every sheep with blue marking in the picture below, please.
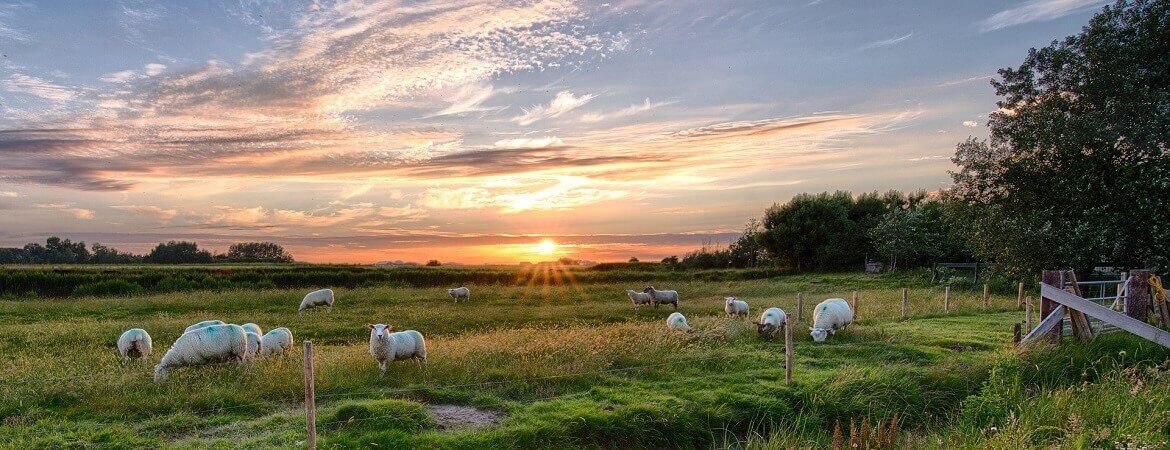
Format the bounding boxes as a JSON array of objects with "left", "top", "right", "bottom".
[
  {"left": 754, "top": 307, "right": 787, "bottom": 339},
  {"left": 117, "top": 328, "right": 152, "bottom": 363},
  {"left": 154, "top": 323, "right": 249, "bottom": 382},
  {"left": 809, "top": 298, "right": 853, "bottom": 342},
  {"left": 666, "top": 312, "right": 693, "bottom": 333},
  {"left": 184, "top": 320, "right": 224, "bottom": 333},
  {"left": 447, "top": 286, "right": 470, "bottom": 302}
]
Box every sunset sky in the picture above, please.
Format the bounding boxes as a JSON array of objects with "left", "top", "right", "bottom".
[{"left": 0, "top": 0, "right": 1109, "bottom": 263}]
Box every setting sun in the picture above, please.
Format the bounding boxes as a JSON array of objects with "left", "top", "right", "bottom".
[{"left": 537, "top": 239, "right": 557, "bottom": 255}]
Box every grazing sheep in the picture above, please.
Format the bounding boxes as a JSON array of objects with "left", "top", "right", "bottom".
[
  {"left": 154, "top": 323, "right": 249, "bottom": 382},
  {"left": 117, "top": 328, "right": 152, "bottom": 363},
  {"left": 241, "top": 323, "right": 262, "bottom": 337},
  {"left": 244, "top": 332, "right": 262, "bottom": 360},
  {"left": 299, "top": 288, "right": 334, "bottom": 313},
  {"left": 809, "top": 298, "right": 854, "bottom": 343},
  {"left": 666, "top": 312, "right": 693, "bottom": 333},
  {"left": 184, "top": 320, "right": 224, "bottom": 333},
  {"left": 447, "top": 286, "right": 470, "bottom": 302},
  {"left": 643, "top": 286, "right": 680, "bottom": 309},
  {"left": 626, "top": 290, "right": 652, "bottom": 307},
  {"left": 260, "top": 327, "right": 294, "bottom": 358},
  {"left": 368, "top": 324, "right": 427, "bottom": 375},
  {"left": 754, "top": 307, "right": 787, "bottom": 339},
  {"left": 724, "top": 297, "right": 750, "bottom": 317}
]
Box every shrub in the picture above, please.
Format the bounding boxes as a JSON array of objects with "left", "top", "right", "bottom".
[{"left": 72, "top": 280, "right": 143, "bottom": 297}]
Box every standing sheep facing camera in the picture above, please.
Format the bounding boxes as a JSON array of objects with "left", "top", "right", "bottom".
[
  {"left": 447, "top": 286, "right": 470, "bottom": 302},
  {"left": 299, "top": 288, "right": 334, "bottom": 313},
  {"left": 724, "top": 297, "right": 750, "bottom": 317},
  {"left": 184, "top": 320, "right": 224, "bottom": 333},
  {"left": 368, "top": 324, "right": 427, "bottom": 375},
  {"left": 261, "top": 327, "right": 294, "bottom": 358},
  {"left": 154, "top": 323, "right": 249, "bottom": 382},
  {"left": 643, "top": 286, "right": 679, "bottom": 309},
  {"left": 117, "top": 328, "right": 152, "bottom": 363},
  {"left": 809, "top": 298, "right": 854, "bottom": 343},
  {"left": 666, "top": 312, "right": 693, "bottom": 333},
  {"left": 626, "top": 290, "right": 652, "bottom": 307},
  {"left": 754, "top": 307, "right": 787, "bottom": 339}
]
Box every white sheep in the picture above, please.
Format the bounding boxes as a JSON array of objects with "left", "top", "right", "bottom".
[
  {"left": 754, "top": 307, "right": 787, "bottom": 339},
  {"left": 299, "top": 288, "right": 334, "bottom": 313},
  {"left": 261, "top": 327, "right": 294, "bottom": 358},
  {"left": 184, "top": 320, "right": 224, "bottom": 333},
  {"left": 447, "top": 286, "right": 470, "bottom": 302},
  {"left": 154, "top": 323, "right": 249, "bottom": 382},
  {"left": 368, "top": 324, "right": 427, "bottom": 375},
  {"left": 724, "top": 297, "right": 750, "bottom": 317},
  {"left": 626, "top": 290, "right": 652, "bottom": 307},
  {"left": 809, "top": 298, "right": 854, "bottom": 343},
  {"left": 241, "top": 323, "right": 263, "bottom": 337},
  {"left": 117, "top": 328, "right": 152, "bottom": 363},
  {"left": 666, "top": 312, "right": 693, "bottom": 333},
  {"left": 643, "top": 286, "right": 679, "bottom": 309},
  {"left": 244, "top": 332, "right": 262, "bottom": 360}
]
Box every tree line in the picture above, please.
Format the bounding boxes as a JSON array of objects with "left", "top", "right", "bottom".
[
  {"left": 673, "top": 0, "right": 1169, "bottom": 278},
  {"left": 0, "top": 238, "right": 294, "bottom": 264}
]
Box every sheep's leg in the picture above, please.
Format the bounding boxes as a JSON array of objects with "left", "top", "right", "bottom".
[
  {"left": 673, "top": 301, "right": 678, "bottom": 310},
  {"left": 378, "top": 361, "right": 387, "bottom": 375}
]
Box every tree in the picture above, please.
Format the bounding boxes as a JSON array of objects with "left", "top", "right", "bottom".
[
  {"left": 628, "top": 257, "right": 639, "bottom": 263},
  {"left": 225, "top": 242, "right": 294, "bottom": 263},
  {"left": 90, "top": 243, "right": 143, "bottom": 264},
  {"left": 758, "top": 191, "right": 871, "bottom": 271},
  {"left": 146, "top": 241, "right": 213, "bottom": 264},
  {"left": 951, "top": 0, "right": 1170, "bottom": 276},
  {"left": 425, "top": 259, "right": 442, "bottom": 266}
]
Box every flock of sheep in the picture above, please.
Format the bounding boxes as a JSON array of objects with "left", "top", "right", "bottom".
[
  {"left": 115, "top": 285, "right": 855, "bottom": 382},
  {"left": 629, "top": 286, "right": 855, "bottom": 342}
]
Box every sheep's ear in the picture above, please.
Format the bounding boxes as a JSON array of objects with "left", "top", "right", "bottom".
[{"left": 367, "top": 324, "right": 375, "bottom": 329}]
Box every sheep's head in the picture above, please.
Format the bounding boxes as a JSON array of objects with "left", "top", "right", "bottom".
[
  {"left": 643, "top": 286, "right": 655, "bottom": 293},
  {"left": 756, "top": 322, "right": 773, "bottom": 335},
  {"left": 725, "top": 297, "right": 737, "bottom": 306},
  {"left": 368, "top": 323, "right": 391, "bottom": 339},
  {"left": 809, "top": 327, "right": 829, "bottom": 342}
]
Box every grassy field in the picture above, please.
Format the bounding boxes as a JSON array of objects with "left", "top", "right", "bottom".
[{"left": 1, "top": 270, "right": 1167, "bottom": 448}]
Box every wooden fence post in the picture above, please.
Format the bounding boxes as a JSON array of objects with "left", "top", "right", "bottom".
[
  {"left": 851, "top": 291, "right": 859, "bottom": 321},
  {"left": 1063, "top": 271, "right": 1094, "bottom": 340},
  {"left": 1013, "top": 323, "right": 1022, "bottom": 345},
  {"left": 304, "top": 340, "right": 317, "bottom": 450},
  {"left": 1041, "top": 270, "right": 1064, "bottom": 340},
  {"left": 797, "top": 292, "right": 804, "bottom": 323},
  {"left": 944, "top": 285, "right": 950, "bottom": 314},
  {"left": 901, "top": 288, "right": 908, "bottom": 319},
  {"left": 983, "top": 284, "right": 990, "bottom": 310},
  {"left": 784, "top": 315, "right": 793, "bottom": 384},
  {"left": 1025, "top": 296, "right": 1033, "bottom": 331},
  {"left": 1126, "top": 270, "right": 1151, "bottom": 323},
  {"left": 1017, "top": 282, "right": 1025, "bottom": 309}
]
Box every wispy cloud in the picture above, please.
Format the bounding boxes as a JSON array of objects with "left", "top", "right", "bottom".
[
  {"left": 3, "top": 74, "right": 77, "bottom": 101},
  {"left": 110, "top": 204, "right": 179, "bottom": 222},
  {"left": 513, "top": 91, "right": 598, "bottom": 126},
  {"left": 579, "top": 98, "right": 675, "bottom": 123},
  {"left": 35, "top": 203, "right": 94, "bottom": 220},
  {"left": 980, "top": 0, "right": 1107, "bottom": 32},
  {"left": 0, "top": 0, "right": 624, "bottom": 191},
  {"left": 860, "top": 31, "right": 913, "bottom": 50}
]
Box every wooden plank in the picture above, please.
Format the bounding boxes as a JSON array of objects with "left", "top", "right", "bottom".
[
  {"left": 1064, "top": 272, "right": 1094, "bottom": 340},
  {"left": 1020, "top": 305, "right": 1066, "bottom": 346},
  {"left": 1040, "top": 284, "right": 1170, "bottom": 349},
  {"left": 1041, "top": 270, "right": 1064, "bottom": 339}
]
